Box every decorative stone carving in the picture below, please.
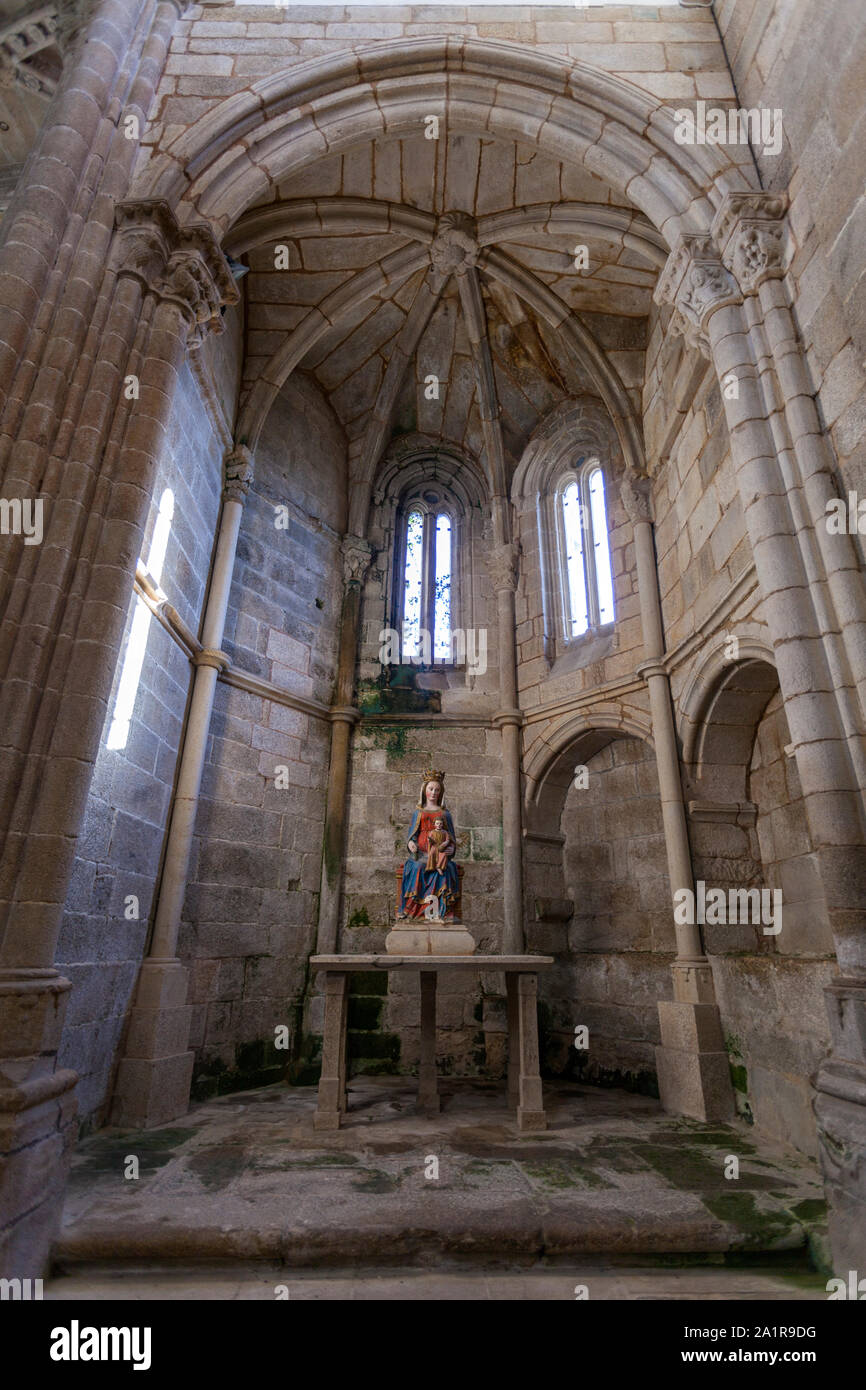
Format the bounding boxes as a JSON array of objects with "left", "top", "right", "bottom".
[
  {"left": 620, "top": 471, "right": 654, "bottom": 525},
  {"left": 114, "top": 199, "right": 238, "bottom": 348},
  {"left": 430, "top": 211, "right": 479, "bottom": 278},
  {"left": 223, "top": 444, "right": 253, "bottom": 502},
  {"left": 488, "top": 540, "right": 519, "bottom": 593},
  {"left": 1, "top": 5, "right": 61, "bottom": 95},
  {"left": 160, "top": 251, "right": 226, "bottom": 348},
  {"left": 712, "top": 192, "right": 788, "bottom": 296},
  {"left": 54, "top": 0, "right": 99, "bottom": 58},
  {"left": 655, "top": 234, "right": 740, "bottom": 358},
  {"left": 341, "top": 533, "right": 373, "bottom": 588}
]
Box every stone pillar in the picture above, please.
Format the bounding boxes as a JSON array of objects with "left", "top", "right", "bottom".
[
  {"left": 111, "top": 446, "right": 252, "bottom": 1129},
  {"left": 489, "top": 537, "right": 525, "bottom": 955},
  {"left": 656, "top": 232, "right": 866, "bottom": 1262},
  {"left": 622, "top": 474, "right": 734, "bottom": 1121},
  {"left": 0, "top": 191, "right": 236, "bottom": 1270},
  {"left": 316, "top": 535, "right": 372, "bottom": 955},
  {"left": 711, "top": 200, "right": 866, "bottom": 1269},
  {"left": 714, "top": 193, "right": 866, "bottom": 737}
]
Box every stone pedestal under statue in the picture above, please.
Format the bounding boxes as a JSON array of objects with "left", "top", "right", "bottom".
[{"left": 385, "top": 916, "right": 476, "bottom": 956}]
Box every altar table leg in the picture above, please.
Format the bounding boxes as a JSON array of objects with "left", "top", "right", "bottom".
[
  {"left": 314, "top": 972, "right": 348, "bottom": 1131},
  {"left": 506, "top": 973, "right": 519, "bottom": 1110},
  {"left": 418, "top": 971, "right": 440, "bottom": 1115},
  {"left": 516, "top": 973, "right": 546, "bottom": 1132}
]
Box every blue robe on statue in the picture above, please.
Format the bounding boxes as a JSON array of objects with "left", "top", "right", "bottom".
[{"left": 399, "top": 808, "right": 459, "bottom": 920}]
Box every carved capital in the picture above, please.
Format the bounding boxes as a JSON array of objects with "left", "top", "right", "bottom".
[
  {"left": 712, "top": 192, "right": 788, "bottom": 296},
  {"left": 0, "top": 6, "right": 60, "bottom": 96},
  {"left": 223, "top": 445, "right": 253, "bottom": 502},
  {"left": 655, "top": 234, "right": 740, "bottom": 357},
  {"left": 430, "top": 211, "right": 478, "bottom": 279},
  {"left": 341, "top": 534, "right": 373, "bottom": 588},
  {"left": 620, "top": 471, "right": 654, "bottom": 525},
  {"left": 53, "top": 0, "right": 96, "bottom": 59},
  {"left": 114, "top": 199, "right": 238, "bottom": 347},
  {"left": 488, "top": 541, "right": 519, "bottom": 593}
]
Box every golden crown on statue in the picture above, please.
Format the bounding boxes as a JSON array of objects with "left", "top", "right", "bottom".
[{"left": 421, "top": 769, "right": 445, "bottom": 785}]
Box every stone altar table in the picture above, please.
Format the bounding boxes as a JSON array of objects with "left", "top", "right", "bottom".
[{"left": 310, "top": 954, "right": 553, "bottom": 1132}]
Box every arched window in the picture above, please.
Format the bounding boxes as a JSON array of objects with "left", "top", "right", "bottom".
[
  {"left": 535, "top": 457, "right": 615, "bottom": 658},
  {"left": 106, "top": 487, "right": 174, "bottom": 751},
  {"left": 396, "top": 493, "right": 457, "bottom": 665},
  {"left": 557, "top": 463, "right": 614, "bottom": 639}
]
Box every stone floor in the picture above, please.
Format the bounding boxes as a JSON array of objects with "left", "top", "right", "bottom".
[{"left": 51, "top": 1077, "right": 829, "bottom": 1299}]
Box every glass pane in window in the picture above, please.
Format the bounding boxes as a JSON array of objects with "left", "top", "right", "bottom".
[
  {"left": 433, "top": 513, "right": 452, "bottom": 661},
  {"left": 107, "top": 488, "right": 174, "bottom": 751},
  {"left": 402, "top": 509, "right": 424, "bottom": 659},
  {"left": 588, "top": 468, "right": 615, "bottom": 624},
  {"left": 562, "top": 480, "right": 588, "bottom": 637}
]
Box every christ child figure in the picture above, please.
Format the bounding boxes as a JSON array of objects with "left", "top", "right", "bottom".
[{"left": 425, "top": 815, "right": 454, "bottom": 874}]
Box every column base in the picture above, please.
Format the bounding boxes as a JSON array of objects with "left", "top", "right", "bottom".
[
  {"left": 517, "top": 1108, "right": 546, "bottom": 1132},
  {"left": 814, "top": 1075, "right": 866, "bottom": 1272},
  {"left": 0, "top": 969, "right": 78, "bottom": 1278},
  {"left": 655, "top": 1000, "right": 735, "bottom": 1123},
  {"left": 110, "top": 960, "right": 194, "bottom": 1128},
  {"left": 813, "top": 978, "right": 866, "bottom": 1269}
]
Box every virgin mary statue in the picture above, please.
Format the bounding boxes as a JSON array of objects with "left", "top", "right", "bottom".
[{"left": 398, "top": 770, "right": 460, "bottom": 921}]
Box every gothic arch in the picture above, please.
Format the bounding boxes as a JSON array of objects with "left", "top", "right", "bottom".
[
  {"left": 679, "top": 636, "right": 778, "bottom": 785},
  {"left": 524, "top": 706, "right": 655, "bottom": 836},
  {"left": 513, "top": 396, "right": 623, "bottom": 502},
  {"left": 138, "top": 40, "right": 754, "bottom": 242}
]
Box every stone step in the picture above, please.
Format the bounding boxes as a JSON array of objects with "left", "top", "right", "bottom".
[
  {"left": 45, "top": 1262, "right": 829, "bottom": 1302},
  {"left": 55, "top": 1078, "right": 827, "bottom": 1272}
]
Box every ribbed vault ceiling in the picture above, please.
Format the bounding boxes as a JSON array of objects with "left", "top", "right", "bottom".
[{"left": 237, "top": 131, "right": 658, "bottom": 484}]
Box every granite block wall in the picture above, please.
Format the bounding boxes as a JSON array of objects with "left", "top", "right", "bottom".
[
  {"left": 179, "top": 372, "right": 346, "bottom": 1096},
  {"left": 53, "top": 348, "right": 231, "bottom": 1130}
]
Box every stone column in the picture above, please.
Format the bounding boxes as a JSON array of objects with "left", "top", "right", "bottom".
[
  {"left": 0, "top": 191, "right": 236, "bottom": 1271},
  {"left": 111, "top": 446, "right": 253, "bottom": 1129},
  {"left": 711, "top": 202, "right": 866, "bottom": 1269},
  {"left": 315, "top": 535, "right": 372, "bottom": 955},
  {"left": 713, "top": 193, "right": 866, "bottom": 737},
  {"left": 656, "top": 233, "right": 866, "bottom": 1262},
  {"left": 489, "top": 536, "right": 525, "bottom": 955},
  {"left": 622, "top": 474, "right": 733, "bottom": 1121}
]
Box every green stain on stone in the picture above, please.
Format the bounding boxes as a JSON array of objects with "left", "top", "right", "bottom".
[
  {"left": 186, "top": 1144, "right": 250, "bottom": 1192},
  {"left": 351, "top": 1168, "right": 401, "bottom": 1193},
  {"left": 346, "top": 906, "right": 370, "bottom": 930},
  {"left": 523, "top": 1159, "right": 614, "bottom": 1191},
  {"left": 790, "top": 1199, "right": 826, "bottom": 1222},
  {"left": 703, "top": 1192, "right": 801, "bottom": 1250}
]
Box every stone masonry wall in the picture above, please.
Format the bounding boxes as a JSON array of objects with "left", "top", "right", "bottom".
[
  {"left": 54, "top": 354, "right": 229, "bottom": 1132},
  {"left": 543, "top": 735, "right": 672, "bottom": 1088},
  {"left": 710, "top": 688, "right": 836, "bottom": 1157},
  {"left": 180, "top": 373, "right": 346, "bottom": 1098}
]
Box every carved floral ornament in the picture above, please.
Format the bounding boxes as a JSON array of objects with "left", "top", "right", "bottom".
[
  {"left": 341, "top": 534, "right": 373, "bottom": 588},
  {"left": 488, "top": 541, "right": 520, "bottom": 593},
  {"left": 657, "top": 197, "right": 789, "bottom": 353},
  {"left": 223, "top": 445, "right": 254, "bottom": 502},
  {"left": 654, "top": 234, "right": 740, "bottom": 358},
  {"left": 113, "top": 199, "right": 238, "bottom": 347},
  {"left": 712, "top": 192, "right": 788, "bottom": 296},
  {"left": 429, "top": 212, "right": 479, "bottom": 279},
  {"left": 619, "top": 471, "right": 653, "bottom": 525}
]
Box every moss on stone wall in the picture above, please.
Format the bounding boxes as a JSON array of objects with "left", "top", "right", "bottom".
[{"left": 357, "top": 668, "right": 441, "bottom": 716}]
